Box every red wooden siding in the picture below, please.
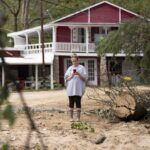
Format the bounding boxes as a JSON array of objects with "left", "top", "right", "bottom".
[
  {"left": 57, "top": 3, "right": 137, "bottom": 24},
  {"left": 121, "top": 10, "right": 136, "bottom": 21},
  {"left": 56, "top": 26, "right": 71, "bottom": 42},
  {"left": 58, "top": 11, "right": 88, "bottom": 23},
  {"left": 59, "top": 56, "right": 65, "bottom": 85},
  {"left": 0, "top": 50, "right": 20, "bottom": 57},
  {"left": 90, "top": 4, "right": 119, "bottom": 23}
]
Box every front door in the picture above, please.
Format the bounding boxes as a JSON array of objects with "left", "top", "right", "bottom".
[{"left": 64, "top": 59, "right": 97, "bottom": 85}]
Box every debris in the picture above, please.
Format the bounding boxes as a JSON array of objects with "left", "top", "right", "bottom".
[{"left": 95, "top": 134, "right": 106, "bottom": 144}]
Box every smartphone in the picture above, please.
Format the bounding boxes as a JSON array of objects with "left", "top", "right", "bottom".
[{"left": 73, "top": 69, "right": 76, "bottom": 73}]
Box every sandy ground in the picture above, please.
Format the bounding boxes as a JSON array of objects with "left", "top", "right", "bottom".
[{"left": 0, "top": 87, "right": 150, "bottom": 150}]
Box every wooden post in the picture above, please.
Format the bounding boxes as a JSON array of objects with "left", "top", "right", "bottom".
[
  {"left": 2, "top": 65, "right": 5, "bottom": 87},
  {"left": 40, "top": 0, "right": 46, "bottom": 87},
  {"left": 86, "top": 27, "right": 89, "bottom": 53},
  {"left": 50, "top": 63, "right": 54, "bottom": 89},
  {"left": 35, "top": 64, "right": 38, "bottom": 90},
  {"left": 52, "top": 26, "right": 56, "bottom": 52}
]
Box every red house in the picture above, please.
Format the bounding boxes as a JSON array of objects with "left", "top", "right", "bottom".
[{"left": 0, "top": 1, "right": 140, "bottom": 89}]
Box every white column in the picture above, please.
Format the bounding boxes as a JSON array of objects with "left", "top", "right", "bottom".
[
  {"left": 85, "top": 27, "right": 89, "bottom": 53},
  {"left": 25, "top": 34, "right": 28, "bottom": 45},
  {"left": 37, "top": 31, "right": 41, "bottom": 49},
  {"left": 88, "top": 9, "right": 91, "bottom": 23},
  {"left": 2, "top": 65, "right": 5, "bottom": 87},
  {"left": 119, "top": 9, "right": 121, "bottom": 24},
  {"left": 70, "top": 27, "right": 73, "bottom": 43},
  {"left": 69, "top": 26, "right": 73, "bottom": 52},
  {"left": 50, "top": 64, "right": 54, "bottom": 89},
  {"left": 104, "top": 27, "right": 108, "bottom": 35},
  {"left": 35, "top": 64, "right": 38, "bottom": 90},
  {"left": 52, "top": 26, "right": 57, "bottom": 52}
]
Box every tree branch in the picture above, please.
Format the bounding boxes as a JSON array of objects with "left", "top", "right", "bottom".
[
  {"left": 0, "top": 0, "right": 15, "bottom": 14},
  {"left": 15, "top": 0, "right": 22, "bottom": 16}
]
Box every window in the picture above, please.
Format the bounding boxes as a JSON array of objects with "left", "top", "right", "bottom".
[
  {"left": 109, "top": 61, "right": 122, "bottom": 75},
  {"left": 66, "top": 59, "right": 71, "bottom": 69},
  {"left": 88, "top": 60, "right": 95, "bottom": 81}
]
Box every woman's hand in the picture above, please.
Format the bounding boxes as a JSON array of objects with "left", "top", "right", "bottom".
[
  {"left": 66, "top": 73, "right": 74, "bottom": 81},
  {"left": 75, "top": 72, "right": 86, "bottom": 81}
]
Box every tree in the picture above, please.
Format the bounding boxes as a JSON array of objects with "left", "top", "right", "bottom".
[
  {"left": 21, "top": 0, "right": 30, "bottom": 29},
  {"left": 0, "top": 0, "right": 22, "bottom": 31},
  {"left": 97, "top": 0, "right": 150, "bottom": 83}
]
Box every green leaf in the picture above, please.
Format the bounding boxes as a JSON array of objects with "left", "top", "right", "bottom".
[
  {"left": 0, "top": 87, "right": 9, "bottom": 105},
  {"left": 2, "top": 144, "right": 9, "bottom": 150},
  {"left": 3, "top": 104, "right": 15, "bottom": 126}
]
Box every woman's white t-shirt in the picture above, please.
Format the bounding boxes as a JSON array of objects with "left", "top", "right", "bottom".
[{"left": 64, "top": 65, "right": 87, "bottom": 96}]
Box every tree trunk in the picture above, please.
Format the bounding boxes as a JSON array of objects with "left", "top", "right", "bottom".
[
  {"left": 112, "top": 93, "right": 147, "bottom": 121},
  {"left": 21, "top": 0, "right": 30, "bottom": 29},
  {"left": 14, "top": 16, "right": 18, "bottom": 31}
]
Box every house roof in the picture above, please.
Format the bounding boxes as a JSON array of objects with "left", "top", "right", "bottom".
[
  {"left": 7, "top": 24, "right": 52, "bottom": 37},
  {"left": 52, "top": 1, "right": 140, "bottom": 23},
  {"left": 8, "top": 1, "right": 140, "bottom": 37}
]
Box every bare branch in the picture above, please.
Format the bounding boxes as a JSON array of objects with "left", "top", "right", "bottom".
[{"left": 0, "top": 0, "right": 15, "bottom": 14}]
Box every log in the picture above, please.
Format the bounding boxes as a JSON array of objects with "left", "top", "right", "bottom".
[{"left": 112, "top": 93, "right": 147, "bottom": 121}]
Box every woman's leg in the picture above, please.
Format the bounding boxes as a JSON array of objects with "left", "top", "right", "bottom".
[
  {"left": 75, "top": 96, "right": 81, "bottom": 108},
  {"left": 69, "top": 96, "right": 75, "bottom": 108},
  {"left": 68, "top": 96, "right": 75, "bottom": 121},
  {"left": 75, "top": 96, "right": 81, "bottom": 121}
]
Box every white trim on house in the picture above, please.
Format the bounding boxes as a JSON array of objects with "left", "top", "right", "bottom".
[
  {"left": 8, "top": 23, "right": 120, "bottom": 37},
  {"left": 0, "top": 47, "right": 20, "bottom": 51},
  {"left": 54, "top": 52, "right": 98, "bottom": 57},
  {"left": 0, "top": 53, "right": 54, "bottom": 65},
  {"left": 88, "top": 9, "right": 90, "bottom": 23},
  {"left": 105, "top": 53, "right": 144, "bottom": 57},
  {"left": 8, "top": 24, "right": 53, "bottom": 37},
  {"left": 53, "top": 23, "right": 120, "bottom": 26}
]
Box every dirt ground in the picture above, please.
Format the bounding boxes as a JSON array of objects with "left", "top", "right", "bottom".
[{"left": 0, "top": 87, "right": 150, "bottom": 150}]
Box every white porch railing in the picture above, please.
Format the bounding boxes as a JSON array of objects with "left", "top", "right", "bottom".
[
  {"left": 55, "top": 42, "right": 96, "bottom": 53},
  {"left": 20, "top": 42, "right": 96, "bottom": 57},
  {"left": 21, "top": 42, "right": 53, "bottom": 57},
  {"left": 88, "top": 43, "right": 96, "bottom": 53}
]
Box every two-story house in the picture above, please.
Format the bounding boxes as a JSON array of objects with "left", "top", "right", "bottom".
[{"left": 0, "top": 1, "right": 139, "bottom": 90}]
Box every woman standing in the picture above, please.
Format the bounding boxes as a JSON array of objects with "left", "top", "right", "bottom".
[{"left": 64, "top": 54, "right": 87, "bottom": 122}]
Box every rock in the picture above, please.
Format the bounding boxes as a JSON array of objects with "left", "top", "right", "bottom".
[
  {"left": 10, "top": 136, "right": 16, "bottom": 141},
  {"left": 80, "top": 132, "right": 87, "bottom": 138},
  {"left": 95, "top": 134, "right": 106, "bottom": 144},
  {"left": 144, "top": 125, "right": 150, "bottom": 129},
  {"left": 72, "top": 131, "right": 77, "bottom": 134},
  {"left": 43, "top": 128, "right": 47, "bottom": 131}
]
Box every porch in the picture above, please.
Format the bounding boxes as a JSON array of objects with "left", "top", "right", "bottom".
[
  {"left": 20, "top": 42, "right": 96, "bottom": 57},
  {"left": 8, "top": 25, "right": 118, "bottom": 58}
]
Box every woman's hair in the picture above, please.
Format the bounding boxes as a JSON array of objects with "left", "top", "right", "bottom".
[{"left": 71, "top": 53, "right": 78, "bottom": 60}]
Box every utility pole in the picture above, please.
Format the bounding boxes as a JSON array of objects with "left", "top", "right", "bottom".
[{"left": 40, "top": 0, "right": 46, "bottom": 87}]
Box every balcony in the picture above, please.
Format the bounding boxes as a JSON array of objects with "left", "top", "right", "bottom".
[
  {"left": 21, "top": 42, "right": 53, "bottom": 58},
  {"left": 56, "top": 42, "right": 95, "bottom": 53},
  {"left": 20, "top": 42, "right": 96, "bottom": 58}
]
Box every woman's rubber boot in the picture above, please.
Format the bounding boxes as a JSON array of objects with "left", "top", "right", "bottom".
[
  {"left": 69, "top": 108, "right": 74, "bottom": 122},
  {"left": 76, "top": 108, "right": 81, "bottom": 122}
]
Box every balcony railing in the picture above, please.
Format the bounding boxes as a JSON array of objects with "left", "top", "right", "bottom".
[
  {"left": 20, "top": 42, "right": 53, "bottom": 58},
  {"left": 20, "top": 42, "right": 96, "bottom": 57},
  {"left": 55, "top": 42, "right": 95, "bottom": 53}
]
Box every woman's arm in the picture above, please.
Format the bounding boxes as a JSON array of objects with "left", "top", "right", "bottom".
[
  {"left": 75, "top": 72, "right": 86, "bottom": 81},
  {"left": 66, "top": 74, "right": 74, "bottom": 81}
]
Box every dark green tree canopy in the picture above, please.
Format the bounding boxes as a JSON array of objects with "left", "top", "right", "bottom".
[{"left": 97, "top": 18, "right": 150, "bottom": 82}]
